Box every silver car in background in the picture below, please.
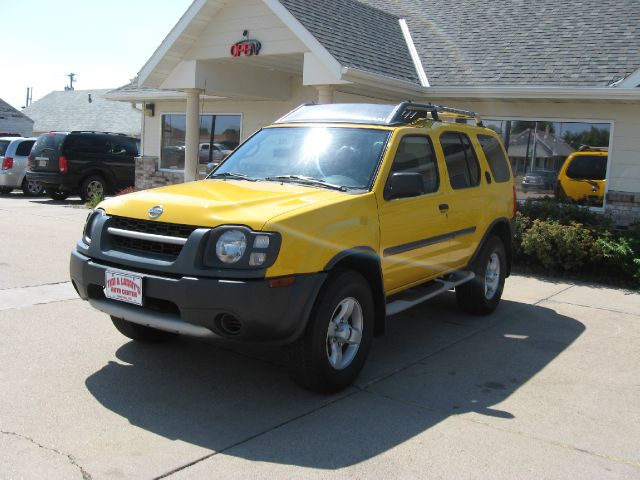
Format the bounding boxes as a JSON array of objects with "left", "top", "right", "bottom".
[{"left": 0, "top": 137, "right": 43, "bottom": 196}]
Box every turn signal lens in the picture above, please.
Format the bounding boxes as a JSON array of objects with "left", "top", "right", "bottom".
[
  {"left": 249, "top": 252, "right": 267, "bottom": 266},
  {"left": 253, "top": 235, "right": 270, "bottom": 249}
]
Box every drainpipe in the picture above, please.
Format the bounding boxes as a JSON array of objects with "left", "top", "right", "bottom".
[
  {"left": 317, "top": 86, "right": 335, "bottom": 104},
  {"left": 184, "top": 88, "right": 202, "bottom": 182}
]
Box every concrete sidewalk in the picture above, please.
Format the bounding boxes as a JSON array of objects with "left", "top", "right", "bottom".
[{"left": 1, "top": 194, "right": 639, "bottom": 479}]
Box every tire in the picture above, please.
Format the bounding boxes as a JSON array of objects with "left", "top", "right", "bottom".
[
  {"left": 110, "top": 316, "right": 176, "bottom": 343},
  {"left": 456, "top": 236, "right": 506, "bottom": 315},
  {"left": 80, "top": 175, "right": 107, "bottom": 202},
  {"left": 289, "top": 270, "right": 374, "bottom": 393},
  {"left": 0, "top": 187, "right": 12, "bottom": 195},
  {"left": 46, "top": 188, "right": 69, "bottom": 201},
  {"left": 22, "top": 178, "right": 44, "bottom": 196}
]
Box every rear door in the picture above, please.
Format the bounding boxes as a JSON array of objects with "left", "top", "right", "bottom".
[
  {"left": 29, "top": 133, "right": 66, "bottom": 172},
  {"left": 105, "top": 136, "right": 137, "bottom": 189}
]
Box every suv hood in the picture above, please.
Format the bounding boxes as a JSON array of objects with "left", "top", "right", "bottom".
[{"left": 99, "top": 179, "right": 349, "bottom": 230}]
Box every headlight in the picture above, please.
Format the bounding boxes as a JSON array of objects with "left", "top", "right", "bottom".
[
  {"left": 83, "top": 209, "right": 105, "bottom": 244},
  {"left": 216, "top": 230, "right": 247, "bottom": 264}
]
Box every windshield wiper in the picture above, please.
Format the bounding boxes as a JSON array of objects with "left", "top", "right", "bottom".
[
  {"left": 264, "top": 175, "right": 347, "bottom": 192},
  {"left": 209, "top": 172, "right": 256, "bottom": 182}
]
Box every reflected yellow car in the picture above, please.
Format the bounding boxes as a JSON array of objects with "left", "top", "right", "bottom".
[{"left": 556, "top": 147, "right": 607, "bottom": 205}]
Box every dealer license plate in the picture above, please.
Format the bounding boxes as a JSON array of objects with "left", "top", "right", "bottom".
[{"left": 104, "top": 270, "right": 143, "bottom": 306}]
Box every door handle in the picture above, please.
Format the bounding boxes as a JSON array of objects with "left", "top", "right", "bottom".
[{"left": 439, "top": 203, "right": 449, "bottom": 212}]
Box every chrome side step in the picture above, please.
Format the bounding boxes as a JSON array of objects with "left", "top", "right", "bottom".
[
  {"left": 89, "top": 298, "right": 216, "bottom": 338},
  {"left": 386, "top": 271, "right": 475, "bottom": 316}
]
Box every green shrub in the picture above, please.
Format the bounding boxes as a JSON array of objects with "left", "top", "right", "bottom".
[{"left": 521, "top": 219, "right": 596, "bottom": 271}]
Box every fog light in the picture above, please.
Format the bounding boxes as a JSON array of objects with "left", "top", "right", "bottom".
[
  {"left": 253, "top": 235, "right": 270, "bottom": 249},
  {"left": 249, "top": 252, "right": 267, "bottom": 266}
]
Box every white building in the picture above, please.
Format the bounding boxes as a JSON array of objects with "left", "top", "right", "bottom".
[{"left": 106, "top": 0, "right": 640, "bottom": 224}]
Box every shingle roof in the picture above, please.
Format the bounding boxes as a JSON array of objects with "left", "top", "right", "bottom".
[
  {"left": 22, "top": 89, "right": 141, "bottom": 136},
  {"left": 508, "top": 129, "right": 575, "bottom": 159},
  {"left": 357, "top": 0, "right": 640, "bottom": 87},
  {"left": 279, "top": 0, "right": 420, "bottom": 84}
]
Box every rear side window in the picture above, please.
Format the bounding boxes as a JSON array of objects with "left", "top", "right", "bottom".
[
  {"left": 440, "top": 132, "right": 481, "bottom": 189},
  {"left": 0, "top": 140, "right": 10, "bottom": 156},
  {"left": 566, "top": 155, "right": 607, "bottom": 180},
  {"left": 477, "top": 134, "right": 511, "bottom": 182},
  {"left": 389, "top": 135, "right": 439, "bottom": 194},
  {"left": 16, "top": 140, "right": 35, "bottom": 156},
  {"left": 65, "top": 135, "right": 109, "bottom": 155}
]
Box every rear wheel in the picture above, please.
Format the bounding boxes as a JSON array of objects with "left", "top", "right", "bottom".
[
  {"left": 456, "top": 236, "right": 506, "bottom": 315},
  {"left": 289, "top": 270, "right": 374, "bottom": 393},
  {"left": 80, "top": 176, "right": 106, "bottom": 202},
  {"left": 46, "top": 188, "right": 69, "bottom": 201},
  {"left": 0, "top": 187, "right": 12, "bottom": 195},
  {"left": 22, "top": 178, "right": 44, "bottom": 196},
  {"left": 110, "top": 316, "right": 176, "bottom": 343}
]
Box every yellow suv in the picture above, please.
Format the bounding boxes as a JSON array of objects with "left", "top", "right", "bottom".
[
  {"left": 555, "top": 146, "right": 608, "bottom": 205},
  {"left": 70, "top": 103, "right": 516, "bottom": 393}
]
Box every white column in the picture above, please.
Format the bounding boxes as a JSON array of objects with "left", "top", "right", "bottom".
[
  {"left": 184, "top": 89, "right": 202, "bottom": 182},
  {"left": 316, "top": 85, "right": 335, "bottom": 105}
]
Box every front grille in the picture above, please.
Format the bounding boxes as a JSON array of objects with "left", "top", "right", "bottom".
[
  {"left": 108, "top": 216, "right": 199, "bottom": 259},
  {"left": 110, "top": 216, "right": 197, "bottom": 238}
]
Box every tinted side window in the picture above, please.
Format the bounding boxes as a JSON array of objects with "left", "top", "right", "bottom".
[
  {"left": 478, "top": 134, "right": 511, "bottom": 182},
  {"left": 440, "top": 132, "right": 481, "bottom": 189},
  {"left": 65, "top": 135, "right": 110, "bottom": 155},
  {"left": 15, "top": 140, "right": 35, "bottom": 156},
  {"left": 389, "top": 136, "right": 439, "bottom": 194},
  {"left": 566, "top": 155, "right": 607, "bottom": 180},
  {"left": 107, "top": 138, "right": 137, "bottom": 156}
]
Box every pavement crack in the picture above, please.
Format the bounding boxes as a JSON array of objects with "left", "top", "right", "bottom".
[
  {"left": 1, "top": 430, "right": 93, "bottom": 480},
  {"left": 153, "top": 389, "right": 359, "bottom": 479},
  {"left": 0, "top": 281, "right": 72, "bottom": 292}
]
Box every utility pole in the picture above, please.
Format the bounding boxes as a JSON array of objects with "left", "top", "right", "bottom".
[
  {"left": 65, "top": 73, "right": 76, "bottom": 91},
  {"left": 24, "top": 87, "right": 33, "bottom": 108}
]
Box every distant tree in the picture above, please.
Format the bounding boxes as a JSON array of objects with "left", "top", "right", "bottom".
[
  {"left": 512, "top": 121, "right": 556, "bottom": 134},
  {"left": 562, "top": 127, "right": 610, "bottom": 149}
]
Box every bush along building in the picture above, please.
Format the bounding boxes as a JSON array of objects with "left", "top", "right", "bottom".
[{"left": 105, "top": 0, "right": 640, "bottom": 225}]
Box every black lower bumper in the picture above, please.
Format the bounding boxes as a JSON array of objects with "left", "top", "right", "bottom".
[
  {"left": 70, "top": 250, "right": 326, "bottom": 344},
  {"left": 26, "top": 171, "right": 73, "bottom": 191}
]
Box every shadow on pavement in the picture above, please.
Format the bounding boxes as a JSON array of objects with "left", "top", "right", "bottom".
[{"left": 85, "top": 297, "right": 584, "bottom": 469}]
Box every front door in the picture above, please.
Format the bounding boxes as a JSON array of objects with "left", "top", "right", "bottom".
[{"left": 378, "top": 134, "right": 454, "bottom": 294}]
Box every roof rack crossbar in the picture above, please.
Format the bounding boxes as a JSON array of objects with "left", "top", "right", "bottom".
[{"left": 388, "top": 102, "right": 484, "bottom": 127}]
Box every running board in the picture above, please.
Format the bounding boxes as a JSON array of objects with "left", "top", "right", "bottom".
[{"left": 386, "top": 271, "right": 475, "bottom": 316}]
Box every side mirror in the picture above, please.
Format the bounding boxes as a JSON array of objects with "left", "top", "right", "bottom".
[{"left": 385, "top": 172, "right": 424, "bottom": 200}]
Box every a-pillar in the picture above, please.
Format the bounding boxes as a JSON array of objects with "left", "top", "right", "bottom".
[
  {"left": 316, "top": 85, "right": 335, "bottom": 105},
  {"left": 184, "top": 88, "right": 202, "bottom": 182}
]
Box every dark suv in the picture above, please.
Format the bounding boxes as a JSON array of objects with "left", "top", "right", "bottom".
[{"left": 27, "top": 131, "right": 139, "bottom": 201}]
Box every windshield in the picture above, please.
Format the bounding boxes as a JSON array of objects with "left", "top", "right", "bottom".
[{"left": 210, "top": 127, "right": 391, "bottom": 190}]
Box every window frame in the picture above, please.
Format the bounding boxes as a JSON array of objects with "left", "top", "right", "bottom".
[
  {"left": 384, "top": 133, "right": 440, "bottom": 200},
  {"left": 159, "top": 112, "right": 243, "bottom": 172},
  {"left": 439, "top": 131, "right": 482, "bottom": 190}
]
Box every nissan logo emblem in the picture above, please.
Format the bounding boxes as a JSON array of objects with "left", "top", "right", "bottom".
[{"left": 148, "top": 205, "right": 164, "bottom": 219}]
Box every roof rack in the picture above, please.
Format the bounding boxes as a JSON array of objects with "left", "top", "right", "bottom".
[
  {"left": 578, "top": 145, "right": 608, "bottom": 152},
  {"left": 388, "top": 102, "right": 484, "bottom": 127},
  {"left": 69, "top": 130, "right": 129, "bottom": 137}
]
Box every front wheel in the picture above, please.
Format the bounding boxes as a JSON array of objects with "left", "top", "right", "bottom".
[
  {"left": 110, "top": 316, "right": 176, "bottom": 343},
  {"left": 456, "top": 236, "right": 506, "bottom": 315},
  {"left": 289, "top": 270, "right": 374, "bottom": 393}
]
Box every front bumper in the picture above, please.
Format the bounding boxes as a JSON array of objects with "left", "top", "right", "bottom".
[{"left": 70, "top": 249, "right": 326, "bottom": 345}]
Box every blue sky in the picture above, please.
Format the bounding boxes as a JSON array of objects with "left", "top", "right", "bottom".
[{"left": 1, "top": 0, "right": 193, "bottom": 109}]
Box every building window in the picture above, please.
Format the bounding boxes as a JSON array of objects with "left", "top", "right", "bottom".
[{"left": 160, "top": 114, "right": 241, "bottom": 170}]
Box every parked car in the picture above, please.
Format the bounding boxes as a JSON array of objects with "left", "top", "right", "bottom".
[
  {"left": 0, "top": 136, "right": 42, "bottom": 196},
  {"left": 521, "top": 169, "right": 556, "bottom": 193},
  {"left": 199, "top": 142, "right": 232, "bottom": 164},
  {"left": 70, "top": 102, "right": 515, "bottom": 393},
  {"left": 555, "top": 146, "right": 607, "bottom": 205},
  {"left": 26, "top": 131, "right": 139, "bottom": 201}
]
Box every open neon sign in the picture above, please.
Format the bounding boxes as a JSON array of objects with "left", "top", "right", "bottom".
[{"left": 230, "top": 30, "right": 262, "bottom": 57}]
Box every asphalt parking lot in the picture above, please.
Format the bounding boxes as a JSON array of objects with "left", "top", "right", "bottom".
[{"left": 1, "top": 193, "right": 639, "bottom": 480}]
